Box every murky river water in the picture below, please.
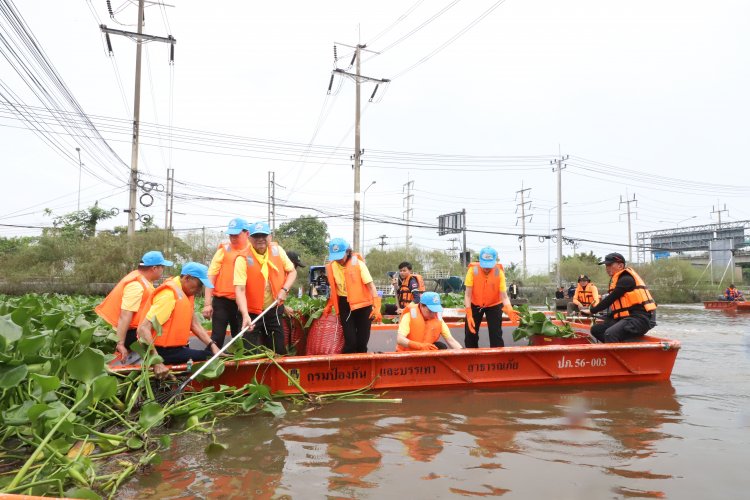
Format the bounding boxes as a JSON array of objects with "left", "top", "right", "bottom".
[{"left": 120, "top": 305, "right": 750, "bottom": 499}]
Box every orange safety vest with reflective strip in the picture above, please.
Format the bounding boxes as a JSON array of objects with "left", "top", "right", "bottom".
[
  {"left": 574, "top": 283, "right": 599, "bottom": 307},
  {"left": 144, "top": 278, "right": 195, "bottom": 347},
  {"left": 396, "top": 303, "right": 442, "bottom": 352},
  {"left": 95, "top": 270, "right": 153, "bottom": 329},
  {"left": 726, "top": 288, "right": 740, "bottom": 300},
  {"left": 468, "top": 262, "right": 504, "bottom": 308},
  {"left": 326, "top": 254, "right": 374, "bottom": 312},
  {"left": 609, "top": 267, "right": 656, "bottom": 319},
  {"left": 212, "top": 242, "right": 249, "bottom": 299},
  {"left": 243, "top": 242, "right": 286, "bottom": 314},
  {"left": 397, "top": 272, "right": 426, "bottom": 308}
]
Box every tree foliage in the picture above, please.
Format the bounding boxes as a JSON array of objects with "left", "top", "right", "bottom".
[
  {"left": 45, "top": 203, "right": 118, "bottom": 238},
  {"left": 274, "top": 216, "right": 329, "bottom": 266}
]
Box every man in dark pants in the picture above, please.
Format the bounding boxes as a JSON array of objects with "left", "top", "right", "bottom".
[
  {"left": 581, "top": 252, "right": 657, "bottom": 343},
  {"left": 463, "top": 246, "right": 519, "bottom": 348},
  {"left": 235, "top": 221, "right": 297, "bottom": 354},
  {"left": 203, "top": 217, "right": 250, "bottom": 348}
]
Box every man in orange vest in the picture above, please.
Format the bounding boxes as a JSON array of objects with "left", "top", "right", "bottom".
[
  {"left": 95, "top": 250, "right": 173, "bottom": 359},
  {"left": 323, "top": 238, "right": 382, "bottom": 353},
  {"left": 396, "top": 292, "right": 463, "bottom": 351},
  {"left": 203, "top": 217, "right": 250, "bottom": 348},
  {"left": 567, "top": 274, "right": 600, "bottom": 315},
  {"left": 463, "top": 246, "right": 519, "bottom": 348},
  {"left": 394, "top": 261, "right": 425, "bottom": 314},
  {"left": 724, "top": 284, "right": 744, "bottom": 301},
  {"left": 581, "top": 252, "right": 657, "bottom": 343},
  {"left": 234, "top": 221, "right": 297, "bottom": 354},
  {"left": 137, "top": 262, "right": 222, "bottom": 379}
]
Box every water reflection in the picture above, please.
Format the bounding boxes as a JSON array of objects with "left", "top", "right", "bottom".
[{"left": 120, "top": 384, "right": 681, "bottom": 499}]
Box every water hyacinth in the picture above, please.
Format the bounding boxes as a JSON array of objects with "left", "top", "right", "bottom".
[{"left": 0, "top": 293, "right": 396, "bottom": 498}]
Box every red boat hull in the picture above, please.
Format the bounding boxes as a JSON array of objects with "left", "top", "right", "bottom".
[{"left": 184, "top": 335, "right": 679, "bottom": 395}]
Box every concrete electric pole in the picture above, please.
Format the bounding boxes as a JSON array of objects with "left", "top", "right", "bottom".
[
  {"left": 100, "top": 0, "right": 176, "bottom": 237},
  {"left": 331, "top": 42, "right": 389, "bottom": 253}
]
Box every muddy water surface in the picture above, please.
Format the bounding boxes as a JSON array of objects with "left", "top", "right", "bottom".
[{"left": 120, "top": 305, "right": 750, "bottom": 499}]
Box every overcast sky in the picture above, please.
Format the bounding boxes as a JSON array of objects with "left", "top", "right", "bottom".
[{"left": 1, "top": 0, "right": 749, "bottom": 274}]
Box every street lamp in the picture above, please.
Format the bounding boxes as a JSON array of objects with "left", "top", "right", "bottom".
[{"left": 362, "top": 181, "right": 376, "bottom": 253}]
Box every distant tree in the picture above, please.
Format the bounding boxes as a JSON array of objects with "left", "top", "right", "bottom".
[
  {"left": 275, "top": 216, "right": 329, "bottom": 263},
  {"left": 44, "top": 203, "right": 118, "bottom": 238}
]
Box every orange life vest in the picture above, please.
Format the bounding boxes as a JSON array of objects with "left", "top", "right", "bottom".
[
  {"left": 609, "top": 267, "right": 656, "bottom": 319},
  {"left": 726, "top": 288, "right": 740, "bottom": 300},
  {"left": 243, "top": 242, "right": 286, "bottom": 314},
  {"left": 326, "top": 254, "right": 373, "bottom": 312},
  {"left": 468, "top": 262, "right": 504, "bottom": 308},
  {"left": 397, "top": 272, "right": 426, "bottom": 308},
  {"left": 574, "top": 283, "right": 599, "bottom": 307},
  {"left": 144, "top": 278, "right": 195, "bottom": 347},
  {"left": 95, "top": 270, "right": 153, "bottom": 329},
  {"left": 212, "top": 242, "right": 249, "bottom": 299},
  {"left": 396, "top": 303, "right": 442, "bottom": 352}
]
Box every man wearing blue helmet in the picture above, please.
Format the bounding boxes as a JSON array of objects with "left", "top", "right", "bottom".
[
  {"left": 396, "top": 292, "right": 462, "bottom": 351},
  {"left": 203, "top": 217, "right": 250, "bottom": 349},
  {"left": 96, "top": 250, "right": 173, "bottom": 359},
  {"left": 463, "top": 246, "right": 519, "bottom": 348},
  {"left": 323, "top": 237, "right": 382, "bottom": 353},
  {"left": 137, "top": 262, "right": 221, "bottom": 379},
  {"left": 234, "top": 221, "right": 297, "bottom": 354}
]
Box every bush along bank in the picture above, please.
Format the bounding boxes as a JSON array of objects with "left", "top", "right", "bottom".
[{"left": 0, "top": 294, "right": 396, "bottom": 498}]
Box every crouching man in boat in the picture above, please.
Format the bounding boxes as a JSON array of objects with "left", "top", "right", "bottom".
[
  {"left": 463, "top": 246, "right": 519, "bottom": 348},
  {"left": 96, "top": 250, "right": 173, "bottom": 360},
  {"left": 396, "top": 292, "right": 462, "bottom": 351},
  {"left": 581, "top": 253, "right": 656, "bottom": 343},
  {"left": 724, "top": 284, "right": 744, "bottom": 302},
  {"left": 567, "top": 274, "right": 600, "bottom": 316},
  {"left": 137, "top": 262, "right": 223, "bottom": 379},
  {"left": 323, "top": 238, "right": 382, "bottom": 353}
]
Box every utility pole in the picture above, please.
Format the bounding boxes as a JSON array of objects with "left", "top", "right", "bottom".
[
  {"left": 378, "top": 234, "right": 389, "bottom": 251},
  {"left": 619, "top": 193, "right": 638, "bottom": 263},
  {"left": 331, "top": 42, "right": 390, "bottom": 253},
  {"left": 75, "top": 147, "right": 82, "bottom": 211},
  {"left": 403, "top": 180, "right": 414, "bottom": 249},
  {"left": 711, "top": 202, "right": 728, "bottom": 228},
  {"left": 551, "top": 155, "right": 568, "bottom": 285},
  {"left": 164, "top": 168, "right": 174, "bottom": 252},
  {"left": 100, "top": 0, "right": 176, "bottom": 237},
  {"left": 461, "top": 208, "right": 467, "bottom": 268},
  {"left": 268, "top": 171, "right": 275, "bottom": 232},
  {"left": 448, "top": 237, "right": 459, "bottom": 260},
  {"left": 515, "top": 185, "right": 532, "bottom": 279}
]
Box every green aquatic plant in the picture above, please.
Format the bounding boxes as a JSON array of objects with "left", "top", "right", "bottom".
[
  {"left": 0, "top": 293, "right": 398, "bottom": 498},
  {"left": 512, "top": 304, "right": 576, "bottom": 342}
]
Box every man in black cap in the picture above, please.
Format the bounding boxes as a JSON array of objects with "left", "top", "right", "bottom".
[
  {"left": 580, "top": 252, "right": 657, "bottom": 343},
  {"left": 567, "top": 274, "right": 600, "bottom": 315},
  {"left": 286, "top": 251, "right": 306, "bottom": 298}
]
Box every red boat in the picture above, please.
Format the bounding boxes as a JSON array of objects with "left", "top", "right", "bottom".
[
  {"left": 703, "top": 300, "right": 750, "bottom": 310},
  {"left": 110, "top": 322, "right": 680, "bottom": 395}
]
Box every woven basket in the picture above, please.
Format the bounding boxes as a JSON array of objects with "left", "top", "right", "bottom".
[
  {"left": 305, "top": 313, "right": 344, "bottom": 355},
  {"left": 282, "top": 313, "right": 307, "bottom": 355}
]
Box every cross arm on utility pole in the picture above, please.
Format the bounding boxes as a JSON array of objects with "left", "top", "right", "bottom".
[{"left": 99, "top": 25, "right": 177, "bottom": 45}]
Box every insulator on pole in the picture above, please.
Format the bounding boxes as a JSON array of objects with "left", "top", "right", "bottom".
[
  {"left": 169, "top": 38, "right": 175, "bottom": 64},
  {"left": 368, "top": 84, "right": 379, "bottom": 102},
  {"left": 105, "top": 32, "right": 114, "bottom": 55},
  {"left": 327, "top": 74, "right": 334, "bottom": 95}
]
